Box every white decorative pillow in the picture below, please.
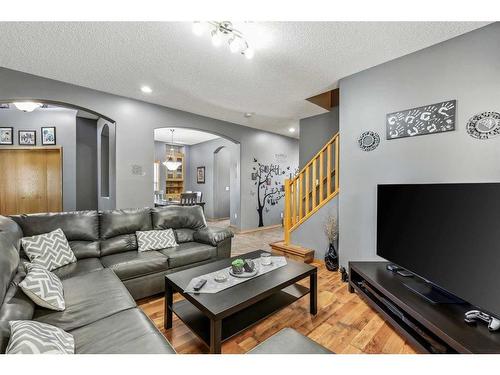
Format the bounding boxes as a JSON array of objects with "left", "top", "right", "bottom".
[
  {"left": 136, "top": 229, "right": 178, "bottom": 252},
  {"left": 21, "top": 228, "right": 77, "bottom": 271},
  {"left": 20, "top": 263, "right": 65, "bottom": 311},
  {"left": 6, "top": 320, "right": 74, "bottom": 354}
]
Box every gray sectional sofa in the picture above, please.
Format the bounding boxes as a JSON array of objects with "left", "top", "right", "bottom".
[{"left": 0, "top": 205, "right": 233, "bottom": 354}]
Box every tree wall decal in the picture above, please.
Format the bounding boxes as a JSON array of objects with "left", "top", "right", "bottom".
[{"left": 251, "top": 158, "right": 289, "bottom": 227}]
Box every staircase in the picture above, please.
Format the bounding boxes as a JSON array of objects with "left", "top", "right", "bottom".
[{"left": 270, "top": 133, "right": 339, "bottom": 261}]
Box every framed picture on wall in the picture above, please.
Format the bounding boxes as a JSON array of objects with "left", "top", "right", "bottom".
[
  {"left": 41, "top": 126, "right": 56, "bottom": 145},
  {"left": 0, "top": 127, "right": 13, "bottom": 145},
  {"left": 197, "top": 166, "right": 205, "bottom": 184},
  {"left": 18, "top": 130, "right": 36, "bottom": 146}
]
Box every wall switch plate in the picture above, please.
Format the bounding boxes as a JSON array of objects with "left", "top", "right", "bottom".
[{"left": 225, "top": 186, "right": 230, "bottom": 191}]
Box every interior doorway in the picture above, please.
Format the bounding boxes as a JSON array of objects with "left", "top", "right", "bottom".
[
  {"left": 153, "top": 127, "right": 241, "bottom": 228},
  {"left": 0, "top": 100, "right": 116, "bottom": 214}
]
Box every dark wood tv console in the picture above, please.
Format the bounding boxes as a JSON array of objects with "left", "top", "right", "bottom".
[{"left": 349, "top": 261, "right": 500, "bottom": 353}]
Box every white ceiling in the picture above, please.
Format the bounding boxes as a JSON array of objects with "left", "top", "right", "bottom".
[
  {"left": 0, "top": 22, "right": 489, "bottom": 138},
  {"left": 154, "top": 127, "right": 220, "bottom": 145}
]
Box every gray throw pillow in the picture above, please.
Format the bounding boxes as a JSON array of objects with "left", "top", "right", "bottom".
[
  {"left": 21, "top": 228, "right": 77, "bottom": 271},
  {"left": 6, "top": 320, "right": 74, "bottom": 354},
  {"left": 136, "top": 229, "right": 178, "bottom": 252},
  {"left": 20, "top": 263, "right": 65, "bottom": 311}
]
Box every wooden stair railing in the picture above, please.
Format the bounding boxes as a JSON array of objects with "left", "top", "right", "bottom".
[{"left": 284, "top": 133, "right": 339, "bottom": 245}]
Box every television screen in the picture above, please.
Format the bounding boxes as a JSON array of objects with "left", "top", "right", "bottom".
[{"left": 377, "top": 183, "right": 500, "bottom": 318}]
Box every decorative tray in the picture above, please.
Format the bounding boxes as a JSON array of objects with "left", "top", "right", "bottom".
[{"left": 229, "top": 267, "right": 258, "bottom": 278}]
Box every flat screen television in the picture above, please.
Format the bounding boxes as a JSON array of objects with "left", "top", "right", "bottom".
[{"left": 377, "top": 183, "right": 500, "bottom": 319}]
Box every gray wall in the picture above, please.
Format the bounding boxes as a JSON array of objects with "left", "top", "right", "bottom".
[
  {"left": 338, "top": 23, "right": 500, "bottom": 267},
  {"left": 241, "top": 133, "right": 299, "bottom": 228},
  {"left": 0, "top": 66, "right": 297, "bottom": 230},
  {"left": 214, "top": 146, "right": 231, "bottom": 219},
  {"left": 76, "top": 117, "right": 98, "bottom": 210},
  {"left": 0, "top": 107, "right": 77, "bottom": 211},
  {"left": 186, "top": 138, "right": 239, "bottom": 221},
  {"left": 299, "top": 108, "right": 339, "bottom": 168},
  {"left": 291, "top": 196, "right": 338, "bottom": 260}
]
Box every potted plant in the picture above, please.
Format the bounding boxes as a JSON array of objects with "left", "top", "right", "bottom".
[
  {"left": 324, "top": 215, "right": 339, "bottom": 271},
  {"left": 231, "top": 259, "right": 245, "bottom": 274}
]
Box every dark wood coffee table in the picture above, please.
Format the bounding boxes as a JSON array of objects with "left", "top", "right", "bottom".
[{"left": 164, "top": 250, "right": 317, "bottom": 354}]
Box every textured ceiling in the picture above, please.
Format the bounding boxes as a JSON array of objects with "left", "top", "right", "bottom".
[
  {"left": 0, "top": 22, "right": 489, "bottom": 137},
  {"left": 154, "top": 127, "right": 220, "bottom": 145}
]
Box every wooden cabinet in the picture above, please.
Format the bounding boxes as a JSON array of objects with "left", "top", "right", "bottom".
[
  {"left": 0, "top": 147, "right": 62, "bottom": 215},
  {"left": 165, "top": 152, "right": 185, "bottom": 201}
]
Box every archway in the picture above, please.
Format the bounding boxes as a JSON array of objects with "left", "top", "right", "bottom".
[
  {"left": 0, "top": 99, "right": 116, "bottom": 212},
  {"left": 153, "top": 127, "right": 241, "bottom": 229}
]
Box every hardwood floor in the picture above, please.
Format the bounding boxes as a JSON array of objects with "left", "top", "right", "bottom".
[{"left": 138, "top": 260, "right": 418, "bottom": 354}]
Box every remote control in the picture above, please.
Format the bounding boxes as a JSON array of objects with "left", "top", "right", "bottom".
[
  {"left": 396, "top": 269, "right": 413, "bottom": 277},
  {"left": 193, "top": 279, "right": 207, "bottom": 291},
  {"left": 386, "top": 264, "right": 401, "bottom": 272}
]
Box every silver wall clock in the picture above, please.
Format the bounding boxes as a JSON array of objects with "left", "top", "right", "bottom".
[
  {"left": 466, "top": 111, "right": 500, "bottom": 140},
  {"left": 358, "top": 131, "right": 380, "bottom": 151}
]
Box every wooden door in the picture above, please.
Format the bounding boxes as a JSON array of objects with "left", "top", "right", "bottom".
[{"left": 0, "top": 147, "right": 62, "bottom": 215}]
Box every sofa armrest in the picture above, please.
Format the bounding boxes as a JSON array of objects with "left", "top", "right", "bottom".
[{"left": 193, "top": 227, "right": 234, "bottom": 247}]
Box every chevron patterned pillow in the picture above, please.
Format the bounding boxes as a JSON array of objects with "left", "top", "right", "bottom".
[
  {"left": 6, "top": 320, "right": 74, "bottom": 354},
  {"left": 20, "top": 263, "right": 65, "bottom": 311},
  {"left": 21, "top": 228, "right": 77, "bottom": 271},
  {"left": 136, "top": 229, "right": 178, "bottom": 252}
]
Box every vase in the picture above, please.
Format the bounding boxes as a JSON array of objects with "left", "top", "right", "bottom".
[{"left": 325, "top": 242, "right": 339, "bottom": 272}]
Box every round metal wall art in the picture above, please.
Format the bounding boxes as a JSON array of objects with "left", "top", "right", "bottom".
[
  {"left": 466, "top": 111, "right": 500, "bottom": 140},
  {"left": 358, "top": 131, "right": 380, "bottom": 151}
]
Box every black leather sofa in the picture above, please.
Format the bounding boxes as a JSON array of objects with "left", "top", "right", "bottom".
[{"left": 0, "top": 205, "right": 233, "bottom": 354}]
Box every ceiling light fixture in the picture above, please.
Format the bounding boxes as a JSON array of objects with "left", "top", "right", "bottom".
[
  {"left": 289, "top": 127, "right": 296, "bottom": 133},
  {"left": 193, "top": 21, "right": 254, "bottom": 59},
  {"left": 13, "top": 102, "right": 42, "bottom": 112},
  {"left": 141, "top": 86, "right": 152, "bottom": 94},
  {"left": 162, "top": 129, "right": 183, "bottom": 171},
  {"left": 244, "top": 112, "right": 254, "bottom": 118}
]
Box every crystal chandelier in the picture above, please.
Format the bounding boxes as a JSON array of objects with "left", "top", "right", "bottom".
[
  {"left": 163, "top": 129, "right": 182, "bottom": 171},
  {"left": 192, "top": 21, "right": 254, "bottom": 59}
]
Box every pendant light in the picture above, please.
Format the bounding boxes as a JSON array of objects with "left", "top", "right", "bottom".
[
  {"left": 13, "top": 102, "right": 42, "bottom": 112},
  {"left": 163, "top": 129, "right": 182, "bottom": 171}
]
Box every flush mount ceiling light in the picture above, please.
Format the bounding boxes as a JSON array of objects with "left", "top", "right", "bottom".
[
  {"left": 13, "top": 102, "right": 42, "bottom": 112},
  {"left": 244, "top": 112, "right": 254, "bottom": 118},
  {"left": 192, "top": 21, "right": 254, "bottom": 59},
  {"left": 162, "top": 129, "right": 183, "bottom": 171},
  {"left": 141, "top": 86, "right": 152, "bottom": 94},
  {"left": 289, "top": 127, "right": 296, "bottom": 133}
]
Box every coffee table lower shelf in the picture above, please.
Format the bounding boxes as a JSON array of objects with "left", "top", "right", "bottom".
[{"left": 172, "top": 283, "right": 309, "bottom": 346}]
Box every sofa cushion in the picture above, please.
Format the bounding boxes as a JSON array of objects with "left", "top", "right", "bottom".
[
  {"left": 100, "top": 234, "right": 138, "bottom": 257},
  {"left": 174, "top": 228, "right": 195, "bottom": 243},
  {"left": 52, "top": 258, "right": 103, "bottom": 280},
  {"left": 33, "top": 269, "right": 136, "bottom": 331},
  {"left": 100, "top": 208, "right": 152, "bottom": 240},
  {"left": 68, "top": 240, "right": 100, "bottom": 259},
  {"left": 0, "top": 271, "right": 35, "bottom": 353},
  {"left": 6, "top": 320, "right": 74, "bottom": 354},
  {"left": 0, "top": 233, "right": 20, "bottom": 307},
  {"left": 11, "top": 211, "right": 99, "bottom": 241},
  {"left": 100, "top": 251, "right": 169, "bottom": 280},
  {"left": 70, "top": 308, "right": 175, "bottom": 354},
  {"left": 152, "top": 206, "right": 207, "bottom": 230},
  {"left": 21, "top": 228, "right": 77, "bottom": 271},
  {"left": 159, "top": 242, "right": 217, "bottom": 268},
  {"left": 20, "top": 263, "right": 65, "bottom": 311},
  {"left": 136, "top": 229, "right": 177, "bottom": 252}
]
